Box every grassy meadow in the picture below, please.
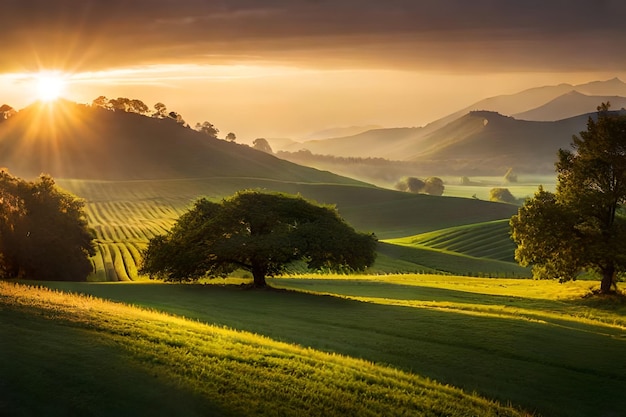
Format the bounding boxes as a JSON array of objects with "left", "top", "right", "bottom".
[
  {"left": 3, "top": 175, "right": 617, "bottom": 416},
  {"left": 1, "top": 280, "right": 532, "bottom": 417},
  {"left": 18, "top": 274, "right": 625, "bottom": 417}
]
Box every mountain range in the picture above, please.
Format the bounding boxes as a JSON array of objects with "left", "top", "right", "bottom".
[{"left": 275, "top": 78, "right": 626, "bottom": 177}]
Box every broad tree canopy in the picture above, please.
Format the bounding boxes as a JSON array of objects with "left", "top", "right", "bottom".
[
  {"left": 511, "top": 104, "right": 626, "bottom": 293},
  {"left": 141, "top": 191, "right": 377, "bottom": 287},
  {"left": 0, "top": 171, "right": 95, "bottom": 281}
]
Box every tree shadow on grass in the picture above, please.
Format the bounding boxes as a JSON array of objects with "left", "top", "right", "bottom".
[{"left": 35, "top": 279, "right": 626, "bottom": 417}]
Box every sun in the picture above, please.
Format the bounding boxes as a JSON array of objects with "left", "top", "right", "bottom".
[{"left": 35, "top": 71, "right": 67, "bottom": 102}]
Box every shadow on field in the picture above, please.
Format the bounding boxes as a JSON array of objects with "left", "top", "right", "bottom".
[{"left": 37, "top": 280, "right": 626, "bottom": 417}]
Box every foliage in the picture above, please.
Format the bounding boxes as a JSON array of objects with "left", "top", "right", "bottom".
[
  {"left": 489, "top": 187, "right": 518, "bottom": 204},
  {"left": 0, "top": 171, "right": 94, "bottom": 280},
  {"left": 0, "top": 103, "right": 16, "bottom": 120},
  {"left": 423, "top": 176, "right": 445, "bottom": 196},
  {"left": 394, "top": 176, "right": 424, "bottom": 193},
  {"left": 194, "top": 120, "right": 219, "bottom": 138},
  {"left": 253, "top": 137, "right": 273, "bottom": 153},
  {"left": 225, "top": 131, "right": 237, "bottom": 142},
  {"left": 141, "top": 191, "right": 377, "bottom": 286},
  {"left": 511, "top": 104, "right": 626, "bottom": 293},
  {"left": 394, "top": 176, "right": 444, "bottom": 195}
]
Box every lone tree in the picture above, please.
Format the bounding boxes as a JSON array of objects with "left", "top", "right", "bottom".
[
  {"left": 141, "top": 191, "right": 377, "bottom": 287},
  {"left": 0, "top": 171, "right": 95, "bottom": 281},
  {"left": 511, "top": 104, "right": 626, "bottom": 293}
]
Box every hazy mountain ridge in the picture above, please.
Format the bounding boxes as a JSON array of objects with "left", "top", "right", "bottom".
[
  {"left": 513, "top": 90, "right": 626, "bottom": 121},
  {"left": 274, "top": 78, "right": 625, "bottom": 176}
]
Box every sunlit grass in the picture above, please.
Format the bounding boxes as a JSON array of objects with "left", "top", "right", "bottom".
[
  {"left": 32, "top": 275, "right": 626, "bottom": 417},
  {"left": 0, "top": 281, "right": 529, "bottom": 417}
]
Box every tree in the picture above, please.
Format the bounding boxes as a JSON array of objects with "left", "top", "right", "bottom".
[
  {"left": 252, "top": 138, "right": 273, "bottom": 154},
  {"left": 489, "top": 188, "right": 517, "bottom": 204},
  {"left": 394, "top": 177, "right": 425, "bottom": 193},
  {"left": 423, "top": 177, "right": 445, "bottom": 196},
  {"left": 511, "top": 104, "right": 626, "bottom": 293},
  {"left": 195, "top": 121, "right": 219, "bottom": 138},
  {"left": 141, "top": 191, "right": 377, "bottom": 287},
  {"left": 0, "top": 104, "right": 16, "bottom": 120},
  {"left": 225, "top": 132, "right": 237, "bottom": 142},
  {"left": 0, "top": 171, "right": 95, "bottom": 281},
  {"left": 153, "top": 102, "right": 168, "bottom": 118}
]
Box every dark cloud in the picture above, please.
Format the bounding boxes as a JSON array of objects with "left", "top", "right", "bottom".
[{"left": 1, "top": 0, "right": 625, "bottom": 72}]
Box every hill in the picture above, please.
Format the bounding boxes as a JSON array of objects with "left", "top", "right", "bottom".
[
  {"left": 278, "top": 111, "right": 589, "bottom": 176},
  {"left": 513, "top": 90, "right": 626, "bottom": 121},
  {"left": 1, "top": 281, "right": 530, "bottom": 417},
  {"left": 404, "top": 111, "right": 589, "bottom": 174},
  {"left": 275, "top": 78, "right": 625, "bottom": 175},
  {"left": 0, "top": 100, "right": 366, "bottom": 184}
]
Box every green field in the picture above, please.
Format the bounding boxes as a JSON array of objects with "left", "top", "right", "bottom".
[
  {"left": 4, "top": 275, "right": 624, "bottom": 417},
  {"left": 1, "top": 280, "right": 530, "bottom": 417},
  {"left": 57, "top": 177, "right": 522, "bottom": 282}
]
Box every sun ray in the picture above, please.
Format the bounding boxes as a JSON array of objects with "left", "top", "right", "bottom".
[{"left": 35, "top": 71, "right": 67, "bottom": 102}]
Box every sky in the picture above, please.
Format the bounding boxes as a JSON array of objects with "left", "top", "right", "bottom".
[{"left": 1, "top": 0, "right": 625, "bottom": 142}]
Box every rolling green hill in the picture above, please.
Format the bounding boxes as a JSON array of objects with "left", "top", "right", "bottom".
[
  {"left": 389, "top": 219, "right": 517, "bottom": 262},
  {"left": 0, "top": 99, "right": 522, "bottom": 281},
  {"left": 1, "top": 281, "right": 530, "bottom": 417}
]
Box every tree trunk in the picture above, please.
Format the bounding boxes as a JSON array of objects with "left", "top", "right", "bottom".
[
  {"left": 252, "top": 268, "right": 267, "bottom": 288},
  {"left": 600, "top": 264, "right": 615, "bottom": 294}
]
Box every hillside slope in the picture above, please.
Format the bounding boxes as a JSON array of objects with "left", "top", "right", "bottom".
[
  {"left": 405, "top": 111, "right": 588, "bottom": 173},
  {"left": 513, "top": 90, "right": 626, "bottom": 121},
  {"left": 0, "top": 100, "right": 366, "bottom": 185}
]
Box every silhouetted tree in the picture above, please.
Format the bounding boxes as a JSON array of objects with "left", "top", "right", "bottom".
[
  {"left": 195, "top": 121, "right": 219, "bottom": 138},
  {"left": 225, "top": 132, "right": 237, "bottom": 142},
  {"left": 511, "top": 104, "right": 626, "bottom": 293},
  {"left": 0, "top": 171, "right": 95, "bottom": 281},
  {"left": 153, "top": 102, "right": 168, "bottom": 118},
  {"left": 141, "top": 191, "right": 377, "bottom": 287},
  {"left": 253, "top": 138, "right": 273, "bottom": 154},
  {"left": 0, "top": 104, "right": 17, "bottom": 120}
]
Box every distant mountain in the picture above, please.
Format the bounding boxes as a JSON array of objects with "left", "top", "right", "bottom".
[
  {"left": 275, "top": 78, "right": 626, "bottom": 175},
  {"left": 281, "top": 127, "right": 426, "bottom": 159},
  {"left": 302, "top": 125, "right": 383, "bottom": 141},
  {"left": 420, "top": 77, "right": 626, "bottom": 131},
  {"left": 513, "top": 90, "right": 626, "bottom": 121},
  {"left": 404, "top": 111, "right": 589, "bottom": 174},
  {"left": 0, "top": 100, "right": 365, "bottom": 185}
]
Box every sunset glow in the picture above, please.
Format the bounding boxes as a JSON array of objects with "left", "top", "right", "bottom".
[{"left": 35, "top": 72, "right": 67, "bottom": 102}]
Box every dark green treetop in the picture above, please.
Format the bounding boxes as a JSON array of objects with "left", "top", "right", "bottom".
[
  {"left": 141, "top": 191, "right": 377, "bottom": 287},
  {"left": 511, "top": 104, "right": 626, "bottom": 293}
]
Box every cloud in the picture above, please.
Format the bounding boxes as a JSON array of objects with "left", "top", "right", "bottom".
[{"left": 1, "top": 0, "right": 625, "bottom": 72}]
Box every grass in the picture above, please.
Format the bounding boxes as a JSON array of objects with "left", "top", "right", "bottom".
[
  {"left": 55, "top": 178, "right": 519, "bottom": 281},
  {"left": 30, "top": 275, "right": 626, "bottom": 417},
  {"left": 386, "top": 219, "right": 518, "bottom": 262},
  {"left": 377, "top": 242, "right": 531, "bottom": 277},
  {"left": 0, "top": 281, "right": 530, "bottom": 417}
]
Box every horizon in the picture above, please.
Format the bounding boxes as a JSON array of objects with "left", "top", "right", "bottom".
[{"left": 1, "top": 1, "right": 625, "bottom": 142}]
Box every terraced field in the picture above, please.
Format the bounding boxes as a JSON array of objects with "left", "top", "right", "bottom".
[
  {"left": 58, "top": 178, "right": 522, "bottom": 281},
  {"left": 387, "top": 220, "right": 517, "bottom": 262}
]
